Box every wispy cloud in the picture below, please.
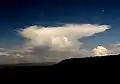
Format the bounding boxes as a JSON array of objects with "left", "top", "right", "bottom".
[{"left": 104, "top": 43, "right": 120, "bottom": 55}]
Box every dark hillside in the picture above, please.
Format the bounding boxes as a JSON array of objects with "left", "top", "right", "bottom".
[
  {"left": 0, "top": 54, "right": 120, "bottom": 81},
  {"left": 55, "top": 54, "right": 120, "bottom": 66}
]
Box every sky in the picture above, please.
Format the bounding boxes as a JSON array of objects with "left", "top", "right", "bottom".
[{"left": 0, "top": 0, "right": 120, "bottom": 63}]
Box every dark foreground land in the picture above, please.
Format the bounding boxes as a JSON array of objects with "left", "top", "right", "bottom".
[{"left": 0, "top": 54, "right": 120, "bottom": 81}]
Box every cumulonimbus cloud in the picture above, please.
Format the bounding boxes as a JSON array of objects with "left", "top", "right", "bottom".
[
  {"left": 19, "top": 24, "right": 109, "bottom": 51},
  {"left": 0, "top": 24, "right": 110, "bottom": 63},
  {"left": 13, "top": 24, "right": 109, "bottom": 62}
]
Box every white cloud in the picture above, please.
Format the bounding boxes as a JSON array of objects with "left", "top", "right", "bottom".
[
  {"left": 0, "top": 52, "right": 9, "bottom": 56},
  {"left": 92, "top": 46, "right": 108, "bottom": 56},
  {"left": 19, "top": 24, "right": 109, "bottom": 51},
  {"left": 0, "top": 24, "right": 110, "bottom": 63},
  {"left": 16, "top": 24, "right": 109, "bottom": 62}
]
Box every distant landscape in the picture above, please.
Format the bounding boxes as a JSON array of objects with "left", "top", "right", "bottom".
[
  {"left": 1, "top": 54, "right": 120, "bottom": 67},
  {"left": 1, "top": 54, "right": 120, "bottom": 80}
]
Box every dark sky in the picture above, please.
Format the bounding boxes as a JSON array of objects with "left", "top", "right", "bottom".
[{"left": 0, "top": 0, "right": 120, "bottom": 48}]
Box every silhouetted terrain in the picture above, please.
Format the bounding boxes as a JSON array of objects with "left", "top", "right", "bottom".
[
  {"left": 0, "top": 54, "right": 120, "bottom": 81},
  {"left": 1, "top": 54, "right": 120, "bottom": 67},
  {"left": 56, "top": 54, "right": 120, "bottom": 66}
]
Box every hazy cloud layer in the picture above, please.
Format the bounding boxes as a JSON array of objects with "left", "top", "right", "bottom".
[{"left": 104, "top": 43, "right": 120, "bottom": 55}]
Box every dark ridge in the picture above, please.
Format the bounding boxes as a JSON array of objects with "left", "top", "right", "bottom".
[
  {"left": 0, "top": 54, "right": 120, "bottom": 67},
  {"left": 0, "top": 54, "right": 120, "bottom": 81},
  {"left": 55, "top": 54, "right": 120, "bottom": 66}
]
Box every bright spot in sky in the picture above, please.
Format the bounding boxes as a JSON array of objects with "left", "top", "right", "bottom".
[
  {"left": 101, "top": 10, "right": 105, "bottom": 12},
  {"left": 92, "top": 45, "right": 108, "bottom": 56}
]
